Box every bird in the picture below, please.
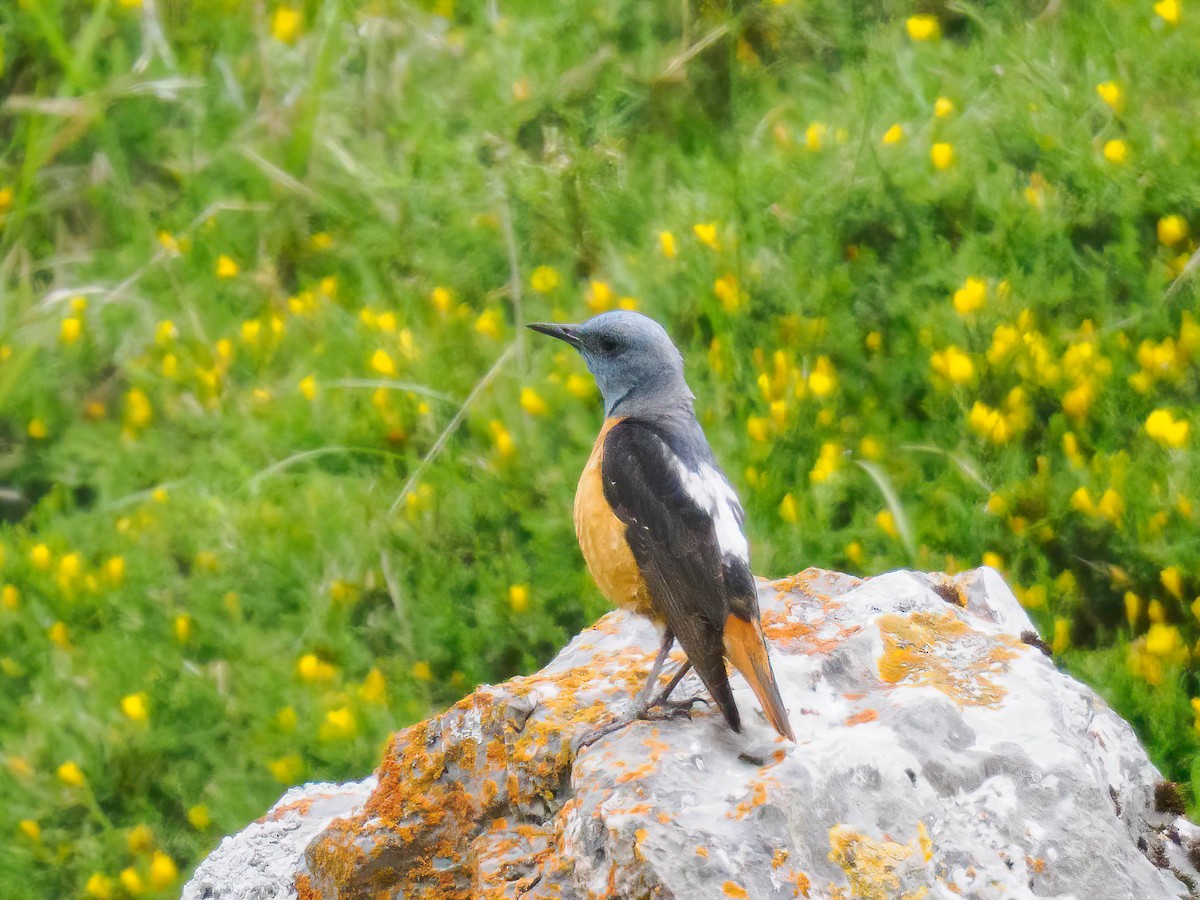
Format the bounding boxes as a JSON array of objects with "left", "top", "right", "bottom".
[{"left": 528, "top": 311, "right": 795, "bottom": 742}]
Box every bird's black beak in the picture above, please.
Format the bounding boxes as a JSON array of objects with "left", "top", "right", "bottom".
[{"left": 527, "top": 322, "right": 582, "bottom": 348}]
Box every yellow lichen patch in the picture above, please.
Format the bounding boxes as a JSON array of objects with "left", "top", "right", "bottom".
[
  {"left": 876, "top": 611, "right": 1017, "bottom": 707},
  {"left": 293, "top": 873, "right": 321, "bottom": 900},
  {"left": 827, "top": 824, "right": 930, "bottom": 900},
  {"left": 723, "top": 881, "right": 749, "bottom": 898},
  {"left": 772, "top": 848, "right": 790, "bottom": 868}
]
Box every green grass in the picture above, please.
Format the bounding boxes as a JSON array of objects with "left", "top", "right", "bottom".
[{"left": 2, "top": 0, "right": 1199, "bottom": 894}]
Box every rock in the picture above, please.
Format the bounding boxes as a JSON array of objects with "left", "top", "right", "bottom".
[{"left": 184, "top": 568, "right": 1200, "bottom": 899}]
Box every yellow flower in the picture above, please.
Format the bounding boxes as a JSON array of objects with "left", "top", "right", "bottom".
[
  {"left": 27, "top": 418, "right": 48, "bottom": 439},
  {"left": 881, "top": 123, "right": 904, "bottom": 145},
  {"left": 0, "top": 186, "right": 12, "bottom": 211},
  {"left": 30, "top": 543, "right": 52, "bottom": 571},
  {"left": 151, "top": 486, "right": 168, "bottom": 503},
  {"left": 19, "top": 819, "right": 40, "bottom": 842},
  {"left": 865, "top": 331, "right": 882, "bottom": 352},
  {"left": 804, "top": 122, "right": 827, "bottom": 151},
  {"left": 310, "top": 231, "right": 333, "bottom": 250},
  {"left": 299, "top": 375, "right": 318, "bottom": 401},
  {"left": 370, "top": 349, "right": 397, "bottom": 376},
  {"left": 509, "top": 584, "right": 530, "bottom": 613},
  {"left": 121, "top": 692, "right": 149, "bottom": 723},
  {"left": 271, "top": 6, "right": 302, "bottom": 43},
  {"left": 412, "top": 660, "right": 434, "bottom": 682},
  {"left": 809, "top": 442, "right": 841, "bottom": 483},
  {"left": 586, "top": 279, "right": 615, "bottom": 313},
  {"left": 1154, "top": 0, "right": 1180, "bottom": 25},
  {"left": 906, "top": 14, "right": 941, "bottom": 40},
  {"left": 952, "top": 277, "right": 987, "bottom": 315},
  {"left": 933, "top": 97, "right": 954, "bottom": 118},
  {"left": 128, "top": 823, "right": 154, "bottom": 854},
  {"left": 475, "top": 307, "right": 503, "bottom": 338},
  {"left": 693, "top": 222, "right": 721, "bottom": 251},
  {"left": 859, "top": 437, "right": 884, "bottom": 460},
  {"left": 216, "top": 254, "right": 239, "bottom": 278},
  {"left": 268, "top": 754, "right": 302, "bottom": 784},
  {"left": 1145, "top": 409, "right": 1189, "bottom": 448},
  {"left": 658, "top": 231, "right": 677, "bottom": 258},
  {"left": 529, "top": 266, "right": 560, "bottom": 294},
  {"left": 60, "top": 316, "right": 83, "bottom": 344},
  {"left": 276, "top": 706, "right": 297, "bottom": 731},
  {"left": 429, "top": 286, "right": 453, "bottom": 314},
  {"left": 1096, "top": 487, "right": 1124, "bottom": 524},
  {"left": 1162, "top": 566, "right": 1184, "bottom": 600},
  {"left": 713, "top": 273, "right": 744, "bottom": 311},
  {"left": 930, "top": 345, "right": 975, "bottom": 384},
  {"left": 1061, "top": 380, "right": 1094, "bottom": 420},
  {"left": 1102, "top": 139, "right": 1128, "bottom": 164},
  {"left": 319, "top": 707, "right": 357, "bottom": 741},
  {"left": 1096, "top": 81, "right": 1124, "bottom": 112},
  {"left": 359, "top": 667, "right": 388, "bottom": 704},
  {"left": 1149, "top": 599, "right": 1166, "bottom": 624},
  {"left": 124, "top": 387, "right": 153, "bottom": 430},
  {"left": 519, "top": 387, "right": 548, "bottom": 416},
  {"left": 778, "top": 493, "right": 799, "bottom": 523},
  {"left": 845, "top": 541, "right": 864, "bottom": 566},
  {"left": 2, "top": 585, "right": 17, "bottom": 609},
  {"left": 157, "top": 231, "right": 180, "bottom": 254},
  {"left": 1157, "top": 215, "right": 1189, "bottom": 246},
  {"left": 187, "top": 805, "right": 211, "bottom": 829},
  {"left": 807, "top": 356, "right": 837, "bottom": 397},
  {"left": 84, "top": 873, "right": 114, "bottom": 899},
  {"left": 487, "top": 420, "right": 515, "bottom": 458},
  {"left": 215, "top": 337, "right": 234, "bottom": 361},
  {"left": 746, "top": 416, "right": 770, "bottom": 443},
  {"left": 119, "top": 869, "right": 143, "bottom": 895},
  {"left": 982, "top": 551, "right": 1004, "bottom": 570},
  {"left": 875, "top": 509, "right": 898, "bottom": 539},
  {"left": 49, "top": 621, "right": 70, "bottom": 648},
  {"left": 1024, "top": 173, "right": 1049, "bottom": 209},
  {"left": 1145, "top": 623, "right": 1185, "bottom": 659},
  {"left": 297, "top": 653, "right": 336, "bottom": 682},
  {"left": 1051, "top": 618, "right": 1070, "bottom": 654},
  {"left": 57, "top": 760, "right": 86, "bottom": 787},
  {"left": 931, "top": 142, "right": 955, "bottom": 170},
  {"left": 1125, "top": 592, "right": 1142, "bottom": 628},
  {"left": 566, "top": 374, "right": 594, "bottom": 399}
]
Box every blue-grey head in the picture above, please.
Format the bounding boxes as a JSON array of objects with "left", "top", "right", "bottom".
[{"left": 527, "top": 311, "right": 694, "bottom": 417}]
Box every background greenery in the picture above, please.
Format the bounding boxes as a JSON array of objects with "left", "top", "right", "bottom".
[{"left": 1, "top": 0, "right": 1199, "bottom": 894}]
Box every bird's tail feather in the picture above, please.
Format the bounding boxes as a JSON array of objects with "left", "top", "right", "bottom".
[{"left": 723, "top": 614, "right": 795, "bottom": 741}]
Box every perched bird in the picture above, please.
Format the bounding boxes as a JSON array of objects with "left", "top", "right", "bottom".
[{"left": 528, "top": 311, "right": 795, "bottom": 741}]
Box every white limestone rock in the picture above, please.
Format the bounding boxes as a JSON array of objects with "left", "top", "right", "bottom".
[{"left": 184, "top": 568, "right": 1200, "bottom": 899}]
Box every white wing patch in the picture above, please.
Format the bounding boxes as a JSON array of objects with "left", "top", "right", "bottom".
[{"left": 674, "top": 459, "right": 750, "bottom": 563}]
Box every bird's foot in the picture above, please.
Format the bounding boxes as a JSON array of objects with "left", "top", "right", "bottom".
[
  {"left": 640, "top": 695, "right": 709, "bottom": 722},
  {"left": 576, "top": 711, "right": 640, "bottom": 748}
]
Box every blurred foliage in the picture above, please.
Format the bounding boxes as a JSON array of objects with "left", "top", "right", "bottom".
[{"left": 1, "top": 0, "right": 1199, "bottom": 894}]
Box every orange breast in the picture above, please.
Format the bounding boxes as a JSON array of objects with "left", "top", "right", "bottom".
[{"left": 573, "top": 418, "right": 659, "bottom": 622}]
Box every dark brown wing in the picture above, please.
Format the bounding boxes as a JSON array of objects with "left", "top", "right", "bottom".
[{"left": 600, "top": 417, "right": 754, "bottom": 732}]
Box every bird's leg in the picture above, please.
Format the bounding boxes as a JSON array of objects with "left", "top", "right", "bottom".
[
  {"left": 631, "top": 628, "right": 675, "bottom": 711},
  {"left": 578, "top": 629, "right": 674, "bottom": 748},
  {"left": 643, "top": 661, "right": 710, "bottom": 716}
]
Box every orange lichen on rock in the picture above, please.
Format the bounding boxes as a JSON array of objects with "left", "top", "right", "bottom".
[
  {"left": 876, "top": 611, "right": 1017, "bottom": 708},
  {"left": 761, "top": 607, "right": 860, "bottom": 656},
  {"left": 846, "top": 709, "right": 878, "bottom": 726},
  {"left": 731, "top": 777, "right": 776, "bottom": 820},
  {"left": 722, "top": 881, "right": 750, "bottom": 898},
  {"left": 293, "top": 873, "right": 321, "bottom": 900}
]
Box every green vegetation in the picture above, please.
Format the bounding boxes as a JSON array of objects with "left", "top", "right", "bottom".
[{"left": 2, "top": 0, "right": 1199, "bottom": 894}]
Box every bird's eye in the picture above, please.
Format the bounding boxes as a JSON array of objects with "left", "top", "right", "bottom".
[{"left": 595, "top": 334, "right": 620, "bottom": 354}]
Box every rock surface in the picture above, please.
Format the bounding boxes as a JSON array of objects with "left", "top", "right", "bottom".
[{"left": 184, "top": 568, "right": 1200, "bottom": 899}]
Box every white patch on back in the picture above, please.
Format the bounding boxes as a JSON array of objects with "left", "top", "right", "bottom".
[{"left": 674, "top": 459, "right": 750, "bottom": 563}]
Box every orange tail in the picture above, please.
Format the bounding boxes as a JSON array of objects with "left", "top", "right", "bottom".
[{"left": 723, "top": 614, "right": 796, "bottom": 741}]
